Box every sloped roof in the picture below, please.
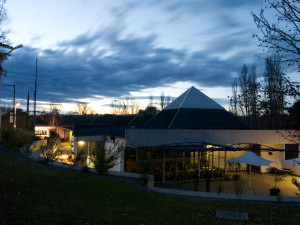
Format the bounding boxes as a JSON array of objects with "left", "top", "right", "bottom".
[
  {"left": 92, "top": 114, "right": 150, "bottom": 126},
  {"left": 74, "top": 114, "right": 154, "bottom": 137},
  {"left": 143, "top": 86, "right": 248, "bottom": 130},
  {"left": 164, "top": 86, "right": 224, "bottom": 110},
  {"left": 92, "top": 114, "right": 115, "bottom": 125},
  {"left": 74, "top": 125, "right": 126, "bottom": 137},
  {"left": 128, "top": 114, "right": 154, "bottom": 127},
  {"left": 58, "top": 115, "right": 96, "bottom": 126}
]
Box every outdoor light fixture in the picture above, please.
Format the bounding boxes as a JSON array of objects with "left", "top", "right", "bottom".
[{"left": 78, "top": 141, "right": 85, "bottom": 145}]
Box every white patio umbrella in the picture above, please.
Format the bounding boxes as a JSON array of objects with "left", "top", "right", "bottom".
[
  {"left": 282, "top": 158, "right": 300, "bottom": 166},
  {"left": 228, "top": 151, "right": 274, "bottom": 187}
]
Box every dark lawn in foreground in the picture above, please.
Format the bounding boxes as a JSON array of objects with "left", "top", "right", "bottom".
[{"left": 0, "top": 152, "right": 300, "bottom": 225}]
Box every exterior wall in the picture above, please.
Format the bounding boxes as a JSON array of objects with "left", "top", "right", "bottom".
[
  {"left": 73, "top": 135, "right": 104, "bottom": 161},
  {"left": 105, "top": 137, "right": 125, "bottom": 172},
  {"left": 260, "top": 144, "right": 285, "bottom": 173},
  {"left": 126, "top": 129, "right": 300, "bottom": 147},
  {"left": 210, "top": 150, "right": 225, "bottom": 170},
  {"left": 35, "top": 126, "right": 72, "bottom": 141},
  {"left": 73, "top": 135, "right": 125, "bottom": 172},
  {"left": 69, "top": 130, "right": 73, "bottom": 143},
  {"left": 126, "top": 129, "right": 300, "bottom": 175},
  {"left": 34, "top": 126, "right": 55, "bottom": 139},
  {"left": 73, "top": 137, "right": 78, "bottom": 157},
  {"left": 282, "top": 144, "right": 300, "bottom": 176},
  {"left": 56, "top": 127, "right": 72, "bottom": 142}
]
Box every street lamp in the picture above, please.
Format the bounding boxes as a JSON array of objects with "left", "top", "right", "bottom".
[
  {"left": 7, "top": 99, "right": 22, "bottom": 129},
  {"left": 3, "top": 84, "right": 15, "bottom": 126},
  {"left": 14, "top": 101, "right": 21, "bottom": 129}
]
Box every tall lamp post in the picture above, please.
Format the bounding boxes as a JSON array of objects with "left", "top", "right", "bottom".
[
  {"left": 3, "top": 84, "right": 15, "bottom": 126},
  {"left": 13, "top": 101, "right": 21, "bottom": 129},
  {"left": 7, "top": 98, "right": 22, "bottom": 129}
]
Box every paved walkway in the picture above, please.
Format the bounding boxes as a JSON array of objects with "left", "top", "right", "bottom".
[{"left": 156, "top": 172, "right": 300, "bottom": 197}]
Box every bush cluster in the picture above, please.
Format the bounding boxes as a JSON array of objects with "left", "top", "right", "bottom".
[{"left": 1, "top": 127, "right": 36, "bottom": 150}]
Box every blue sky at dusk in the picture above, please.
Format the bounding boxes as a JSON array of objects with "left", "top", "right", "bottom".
[{"left": 1, "top": 0, "right": 295, "bottom": 114}]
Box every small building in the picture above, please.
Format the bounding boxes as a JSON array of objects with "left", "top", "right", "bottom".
[
  {"left": 72, "top": 114, "right": 154, "bottom": 171},
  {"left": 34, "top": 124, "right": 55, "bottom": 139}
]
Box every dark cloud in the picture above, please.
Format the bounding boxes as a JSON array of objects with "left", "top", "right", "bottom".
[
  {"left": 3, "top": 20, "right": 263, "bottom": 110},
  {"left": 162, "top": 0, "right": 262, "bottom": 15}
]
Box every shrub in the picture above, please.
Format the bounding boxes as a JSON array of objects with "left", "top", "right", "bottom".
[
  {"left": 39, "top": 138, "right": 62, "bottom": 164},
  {"left": 270, "top": 167, "right": 286, "bottom": 189},
  {"left": 217, "top": 181, "right": 224, "bottom": 198},
  {"left": 80, "top": 165, "right": 89, "bottom": 173},
  {"left": 234, "top": 178, "right": 245, "bottom": 199},
  {"left": 50, "top": 129, "right": 59, "bottom": 138},
  {"left": 1, "top": 127, "right": 36, "bottom": 150},
  {"left": 91, "top": 135, "right": 124, "bottom": 175},
  {"left": 291, "top": 177, "right": 300, "bottom": 196},
  {"left": 269, "top": 188, "right": 281, "bottom": 196}
]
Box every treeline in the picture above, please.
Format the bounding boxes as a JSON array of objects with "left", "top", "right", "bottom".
[{"left": 229, "top": 55, "right": 300, "bottom": 129}]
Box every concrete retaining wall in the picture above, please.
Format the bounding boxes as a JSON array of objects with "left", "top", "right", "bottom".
[{"left": 154, "top": 187, "right": 300, "bottom": 203}]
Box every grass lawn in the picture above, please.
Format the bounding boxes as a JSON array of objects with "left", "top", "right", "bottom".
[{"left": 1, "top": 152, "right": 300, "bottom": 225}]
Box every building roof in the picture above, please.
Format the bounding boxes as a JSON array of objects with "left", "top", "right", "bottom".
[
  {"left": 143, "top": 86, "right": 248, "bottom": 130},
  {"left": 74, "top": 114, "right": 154, "bottom": 138},
  {"left": 164, "top": 86, "right": 224, "bottom": 110},
  {"left": 92, "top": 114, "right": 115, "bottom": 125},
  {"left": 58, "top": 114, "right": 96, "bottom": 126},
  {"left": 128, "top": 114, "right": 154, "bottom": 127},
  {"left": 92, "top": 114, "right": 153, "bottom": 127},
  {"left": 74, "top": 125, "right": 127, "bottom": 137}
]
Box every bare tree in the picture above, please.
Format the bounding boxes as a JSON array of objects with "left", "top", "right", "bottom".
[
  {"left": 111, "top": 99, "right": 125, "bottom": 115},
  {"left": 110, "top": 96, "right": 139, "bottom": 115},
  {"left": 0, "top": 0, "right": 22, "bottom": 77},
  {"left": 229, "top": 78, "right": 239, "bottom": 116},
  {"left": 148, "top": 95, "right": 153, "bottom": 107},
  {"left": 0, "top": 0, "right": 7, "bottom": 49},
  {"left": 262, "top": 55, "right": 286, "bottom": 129},
  {"left": 75, "top": 102, "right": 96, "bottom": 115},
  {"left": 252, "top": 0, "right": 300, "bottom": 68},
  {"left": 230, "top": 65, "right": 260, "bottom": 128},
  {"left": 160, "top": 92, "right": 171, "bottom": 110},
  {"left": 49, "top": 100, "right": 62, "bottom": 127},
  {"left": 110, "top": 100, "right": 120, "bottom": 115},
  {"left": 239, "top": 65, "right": 250, "bottom": 118},
  {"left": 0, "top": 1, "right": 23, "bottom": 129},
  {"left": 129, "top": 97, "right": 139, "bottom": 114},
  {"left": 122, "top": 96, "right": 130, "bottom": 115},
  {"left": 248, "top": 65, "right": 260, "bottom": 128}
]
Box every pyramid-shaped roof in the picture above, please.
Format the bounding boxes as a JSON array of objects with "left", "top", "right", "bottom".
[
  {"left": 143, "top": 86, "right": 248, "bottom": 130},
  {"left": 164, "top": 86, "right": 224, "bottom": 110}
]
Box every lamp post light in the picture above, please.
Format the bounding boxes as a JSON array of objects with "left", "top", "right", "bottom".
[
  {"left": 14, "top": 102, "right": 21, "bottom": 129},
  {"left": 7, "top": 99, "right": 22, "bottom": 129},
  {"left": 4, "top": 84, "right": 16, "bottom": 127}
]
